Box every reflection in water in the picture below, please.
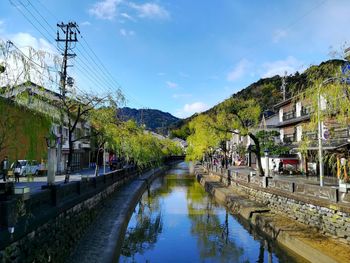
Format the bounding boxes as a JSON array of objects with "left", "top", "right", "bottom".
[
  {"left": 120, "top": 162, "right": 303, "bottom": 263},
  {"left": 186, "top": 181, "right": 244, "bottom": 262}
]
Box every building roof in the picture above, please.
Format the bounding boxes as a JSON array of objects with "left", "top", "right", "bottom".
[{"left": 273, "top": 97, "right": 293, "bottom": 109}]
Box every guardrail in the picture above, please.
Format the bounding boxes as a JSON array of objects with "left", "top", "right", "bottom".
[
  {"left": 205, "top": 163, "right": 342, "bottom": 204},
  {"left": 0, "top": 156, "right": 184, "bottom": 249}
]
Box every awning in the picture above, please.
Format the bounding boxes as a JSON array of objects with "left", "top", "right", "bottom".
[{"left": 282, "top": 159, "right": 299, "bottom": 165}]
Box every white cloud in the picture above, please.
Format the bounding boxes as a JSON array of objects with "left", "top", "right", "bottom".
[
  {"left": 172, "top": 93, "right": 192, "bottom": 99},
  {"left": 261, "top": 56, "right": 305, "bottom": 78},
  {"left": 175, "top": 102, "right": 209, "bottom": 118},
  {"left": 89, "top": 0, "right": 121, "bottom": 20},
  {"left": 81, "top": 21, "right": 91, "bottom": 26},
  {"left": 119, "top": 28, "right": 135, "bottom": 37},
  {"left": 0, "top": 33, "right": 60, "bottom": 89},
  {"left": 157, "top": 72, "right": 166, "bottom": 76},
  {"left": 166, "top": 81, "right": 178, "bottom": 89},
  {"left": 272, "top": 29, "right": 287, "bottom": 43},
  {"left": 120, "top": 12, "right": 135, "bottom": 21},
  {"left": 129, "top": 2, "right": 170, "bottom": 20},
  {"left": 227, "top": 59, "right": 250, "bottom": 82},
  {"left": 10, "top": 32, "right": 57, "bottom": 54},
  {"left": 89, "top": 1, "right": 169, "bottom": 21}
]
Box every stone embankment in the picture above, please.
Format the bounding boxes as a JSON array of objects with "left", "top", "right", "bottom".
[
  {"left": 195, "top": 165, "right": 350, "bottom": 263},
  {"left": 0, "top": 158, "right": 182, "bottom": 263}
]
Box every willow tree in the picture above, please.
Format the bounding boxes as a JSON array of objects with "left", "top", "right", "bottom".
[
  {"left": 89, "top": 105, "right": 121, "bottom": 176},
  {"left": 216, "top": 98, "right": 264, "bottom": 175},
  {"left": 186, "top": 114, "right": 220, "bottom": 162},
  {"left": 0, "top": 40, "right": 57, "bottom": 159},
  {"left": 300, "top": 61, "right": 350, "bottom": 179}
]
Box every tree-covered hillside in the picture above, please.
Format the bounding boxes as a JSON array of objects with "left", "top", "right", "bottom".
[
  {"left": 170, "top": 59, "right": 346, "bottom": 139},
  {"left": 117, "top": 107, "right": 180, "bottom": 135}
]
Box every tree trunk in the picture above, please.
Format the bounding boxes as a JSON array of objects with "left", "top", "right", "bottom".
[
  {"left": 94, "top": 148, "right": 101, "bottom": 177},
  {"left": 249, "top": 133, "right": 264, "bottom": 176},
  {"left": 65, "top": 131, "right": 74, "bottom": 183}
]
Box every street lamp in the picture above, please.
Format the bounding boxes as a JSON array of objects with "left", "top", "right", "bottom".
[
  {"left": 264, "top": 149, "right": 269, "bottom": 177},
  {"left": 45, "top": 131, "right": 59, "bottom": 186}
]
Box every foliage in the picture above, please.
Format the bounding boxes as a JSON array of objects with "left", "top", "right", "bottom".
[
  {"left": 255, "top": 130, "right": 289, "bottom": 155},
  {"left": 117, "top": 107, "right": 180, "bottom": 135},
  {"left": 171, "top": 59, "right": 346, "bottom": 138},
  {"left": 0, "top": 97, "right": 51, "bottom": 161},
  {"left": 186, "top": 115, "right": 220, "bottom": 162},
  {"left": 170, "top": 122, "right": 191, "bottom": 140}
]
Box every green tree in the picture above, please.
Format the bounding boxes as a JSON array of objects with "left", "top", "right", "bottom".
[
  {"left": 215, "top": 98, "right": 265, "bottom": 175},
  {"left": 186, "top": 115, "right": 220, "bottom": 162}
]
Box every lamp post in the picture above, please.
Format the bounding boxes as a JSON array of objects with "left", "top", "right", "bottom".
[
  {"left": 317, "top": 81, "right": 324, "bottom": 187},
  {"left": 45, "top": 132, "right": 59, "bottom": 186},
  {"left": 264, "top": 149, "right": 269, "bottom": 177}
]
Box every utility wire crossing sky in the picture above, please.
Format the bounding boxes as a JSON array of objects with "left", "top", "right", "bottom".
[{"left": 1, "top": 0, "right": 350, "bottom": 118}]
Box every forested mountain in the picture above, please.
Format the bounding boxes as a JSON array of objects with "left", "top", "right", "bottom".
[
  {"left": 117, "top": 107, "right": 180, "bottom": 135},
  {"left": 170, "top": 59, "right": 346, "bottom": 139}
]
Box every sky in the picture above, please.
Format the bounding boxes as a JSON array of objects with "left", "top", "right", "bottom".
[{"left": 1, "top": 0, "right": 350, "bottom": 118}]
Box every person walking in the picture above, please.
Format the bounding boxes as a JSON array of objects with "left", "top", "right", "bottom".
[
  {"left": 278, "top": 159, "right": 284, "bottom": 174},
  {"left": 1, "top": 156, "right": 9, "bottom": 182},
  {"left": 13, "top": 160, "right": 21, "bottom": 183},
  {"left": 272, "top": 159, "right": 277, "bottom": 176}
]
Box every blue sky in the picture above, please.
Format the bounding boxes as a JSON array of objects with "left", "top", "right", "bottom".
[{"left": 1, "top": 0, "right": 350, "bottom": 118}]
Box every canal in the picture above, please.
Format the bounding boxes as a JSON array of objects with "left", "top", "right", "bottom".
[{"left": 118, "top": 162, "right": 306, "bottom": 263}]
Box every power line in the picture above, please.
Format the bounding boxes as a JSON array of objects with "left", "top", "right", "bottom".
[
  {"left": 79, "top": 37, "right": 146, "bottom": 107},
  {"left": 9, "top": 0, "right": 56, "bottom": 47},
  {"left": 10, "top": 0, "right": 147, "bottom": 109}
]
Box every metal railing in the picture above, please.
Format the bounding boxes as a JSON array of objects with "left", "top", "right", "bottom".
[{"left": 283, "top": 111, "right": 296, "bottom": 121}]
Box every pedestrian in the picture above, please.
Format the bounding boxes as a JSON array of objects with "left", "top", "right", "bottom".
[
  {"left": 1, "top": 156, "right": 9, "bottom": 182},
  {"left": 13, "top": 160, "right": 21, "bottom": 183},
  {"left": 278, "top": 159, "right": 283, "bottom": 174},
  {"left": 272, "top": 159, "right": 276, "bottom": 175}
]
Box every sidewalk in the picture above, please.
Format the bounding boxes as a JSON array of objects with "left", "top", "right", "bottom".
[
  {"left": 225, "top": 165, "right": 338, "bottom": 187},
  {"left": 6, "top": 167, "right": 112, "bottom": 193}
]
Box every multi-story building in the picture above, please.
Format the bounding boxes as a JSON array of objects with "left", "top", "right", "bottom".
[
  {"left": 274, "top": 94, "right": 350, "bottom": 176},
  {"left": 1, "top": 81, "right": 92, "bottom": 171}
]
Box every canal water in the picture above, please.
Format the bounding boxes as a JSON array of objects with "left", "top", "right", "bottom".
[{"left": 119, "top": 162, "right": 306, "bottom": 263}]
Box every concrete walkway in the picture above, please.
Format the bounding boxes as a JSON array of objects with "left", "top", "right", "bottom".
[
  {"left": 67, "top": 168, "right": 162, "bottom": 263},
  {"left": 227, "top": 165, "right": 338, "bottom": 187},
  {"left": 6, "top": 167, "right": 112, "bottom": 193}
]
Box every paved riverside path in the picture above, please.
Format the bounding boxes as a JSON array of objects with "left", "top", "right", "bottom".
[
  {"left": 67, "top": 168, "right": 161, "bottom": 263},
  {"left": 9, "top": 167, "right": 112, "bottom": 193},
  {"left": 226, "top": 165, "right": 338, "bottom": 187}
]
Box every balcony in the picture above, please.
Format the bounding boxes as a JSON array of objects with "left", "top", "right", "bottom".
[
  {"left": 283, "top": 111, "right": 296, "bottom": 121},
  {"left": 301, "top": 106, "right": 312, "bottom": 116},
  {"left": 303, "top": 128, "right": 349, "bottom": 148},
  {"left": 283, "top": 133, "right": 296, "bottom": 144}
]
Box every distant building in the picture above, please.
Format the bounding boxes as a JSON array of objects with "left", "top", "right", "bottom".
[{"left": 172, "top": 137, "right": 188, "bottom": 149}]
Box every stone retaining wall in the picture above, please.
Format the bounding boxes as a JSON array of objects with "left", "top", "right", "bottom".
[
  {"left": 206, "top": 166, "right": 350, "bottom": 244},
  {"left": 0, "top": 158, "right": 183, "bottom": 263},
  {"left": 0, "top": 172, "right": 138, "bottom": 263},
  {"left": 234, "top": 183, "right": 350, "bottom": 242}
]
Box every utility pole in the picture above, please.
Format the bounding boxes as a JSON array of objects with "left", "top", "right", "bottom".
[
  {"left": 281, "top": 71, "right": 287, "bottom": 101},
  {"left": 56, "top": 22, "right": 80, "bottom": 176}
]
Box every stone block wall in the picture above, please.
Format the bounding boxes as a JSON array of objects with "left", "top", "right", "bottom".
[
  {"left": 206, "top": 165, "right": 350, "bottom": 244},
  {"left": 232, "top": 182, "right": 350, "bottom": 243},
  {"left": 0, "top": 175, "right": 130, "bottom": 263}
]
